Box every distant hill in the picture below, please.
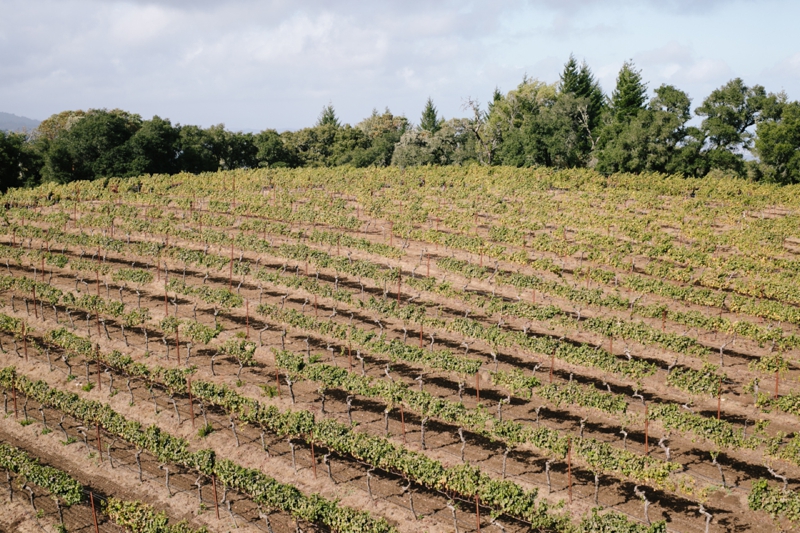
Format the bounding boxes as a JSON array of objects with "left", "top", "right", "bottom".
[{"left": 0, "top": 112, "right": 40, "bottom": 133}]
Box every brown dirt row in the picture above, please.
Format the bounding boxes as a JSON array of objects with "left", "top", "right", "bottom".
[
  {"left": 3, "top": 234, "right": 796, "bottom": 501},
  {"left": 14, "top": 232, "right": 797, "bottom": 468},
  {"left": 0, "top": 377, "right": 321, "bottom": 533},
  {"left": 92, "top": 192, "right": 800, "bottom": 312},
  {"left": 0, "top": 393, "right": 287, "bottom": 533},
  {"left": 9, "top": 226, "right": 797, "bottom": 431},
  {"left": 0, "top": 242, "right": 793, "bottom": 510},
  {"left": 0, "top": 314, "right": 760, "bottom": 533},
  {"left": 7, "top": 207, "right": 800, "bottom": 528},
  {"left": 0, "top": 489, "right": 56, "bottom": 533},
  {"left": 1, "top": 352, "right": 500, "bottom": 533}
]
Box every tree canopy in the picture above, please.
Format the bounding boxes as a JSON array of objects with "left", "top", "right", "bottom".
[{"left": 3, "top": 56, "right": 800, "bottom": 189}]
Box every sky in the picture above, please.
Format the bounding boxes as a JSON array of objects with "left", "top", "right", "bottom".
[{"left": 1, "top": 0, "right": 799, "bottom": 132}]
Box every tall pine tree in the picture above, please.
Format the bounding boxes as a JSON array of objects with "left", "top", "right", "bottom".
[
  {"left": 316, "top": 104, "right": 341, "bottom": 128},
  {"left": 559, "top": 54, "right": 605, "bottom": 130},
  {"left": 611, "top": 61, "right": 647, "bottom": 122},
  {"left": 419, "top": 97, "right": 442, "bottom": 133}
]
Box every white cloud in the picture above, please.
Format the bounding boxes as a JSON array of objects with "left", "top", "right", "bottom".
[
  {"left": 631, "top": 42, "right": 733, "bottom": 99},
  {"left": 682, "top": 58, "right": 732, "bottom": 83},
  {"left": 0, "top": 0, "right": 795, "bottom": 130},
  {"left": 766, "top": 52, "right": 800, "bottom": 79}
]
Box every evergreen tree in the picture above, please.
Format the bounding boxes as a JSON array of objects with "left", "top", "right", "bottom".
[
  {"left": 559, "top": 55, "right": 605, "bottom": 130},
  {"left": 611, "top": 61, "right": 648, "bottom": 122},
  {"left": 596, "top": 85, "right": 706, "bottom": 177},
  {"left": 419, "top": 97, "right": 442, "bottom": 134},
  {"left": 316, "top": 104, "right": 341, "bottom": 128},
  {"left": 560, "top": 55, "right": 582, "bottom": 96}
]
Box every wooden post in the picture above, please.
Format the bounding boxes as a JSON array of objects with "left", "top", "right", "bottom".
[
  {"left": 32, "top": 286, "right": 37, "bottom": 319},
  {"left": 96, "top": 270, "right": 100, "bottom": 297},
  {"left": 90, "top": 491, "right": 100, "bottom": 533},
  {"left": 475, "top": 373, "right": 480, "bottom": 401},
  {"left": 12, "top": 385, "right": 17, "bottom": 419},
  {"left": 188, "top": 377, "right": 195, "bottom": 428},
  {"left": 549, "top": 350, "right": 555, "bottom": 383},
  {"left": 776, "top": 369, "right": 780, "bottom": 398},
  {"left": 419, "top": 326, "right": 423, "bottom": 349},
  {"left": 246, "top": 300, "right": 250, "bottom": 339},
  {"left": 310, "top": 440, "right": 317, "bottom": 478},
  {"left": 426, "top": 255, "right": 430, "bottom": 277},
  {"left": 644, "top": 404, "right": 649, "bottom": 454},
  {"left": 97, "top": 353, "right": 101, "bottom": 391},
  {"left": 212, "top": 474, "right": 220, "bottom": 519},
  {"left": 400, "top": 405, "right": 406, "bottom": 443},
  {"left": 475, "top": 494, "right": 481, "bottom": 533},
  {"left": 567, "top": 437, "right": 572, "bottom": 503},
  {"left": 96, "top": 424, "right": 103, "bottom": 462},
  {"left": 229, "top": 242, "right": 234, "bottom": 291},
  {"left": 314, "top": 294, "right": 318, "bottom": 318},
  {"left": 275, "top": 369, "right": 282, "bottom": 395},
  {"left": 397, "top": 272, "right": 401, "bottom": 304},
  {"left": 717, "top": 377, "right": 722, "bottom": 420},
  {"left": 22, "top": 324, "right": 27, "bottom": 362},
  {"left": 662, "top": 309, "right": 667, "bottom": 332},
  {"left": 164, "top": 280, "right": 168, "bottom": 317},
  {"left": 175, "top": 330, "right": 180, "bottom": 365},
  {"left": 348, "top": 343, "right": 353, "bottom": 369}
]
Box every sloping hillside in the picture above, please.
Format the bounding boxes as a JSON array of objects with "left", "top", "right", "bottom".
[{"left": 0, "top": 112, "right": 39, "bottom": 132}]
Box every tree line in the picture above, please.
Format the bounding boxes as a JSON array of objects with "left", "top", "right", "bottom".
[{"left": 1, "top": 55, "right": 799, "bottom": 190}]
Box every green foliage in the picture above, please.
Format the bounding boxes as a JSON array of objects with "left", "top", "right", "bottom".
[
  {"left": 579, "top": 508, "right": 666, "bottom": 533},
  {"left": 695, "top": 78, "right": 778, "bottom": 175},
  {"left": 316, "top": 104, "right": 341, "bottom": 128},
  {"left": 0, "top": 130, "right": 40, "bottom": 191},
  {"left": 610, "top": 61, "right": 648, "bottom": 122},
  {"left": 419, "top": 97, "right": 442, "bottom": 134},
  {"left": 103, "top": 498, "right": 209, "bottom": 533},
  {"left": 197, "top": 423, "right": 214, "bottom": 438},
  {"left": 181, "top": 321, "right": 222, "bottom": 345},
  {"left": 219, "top": 338, "right": 257, "bottom": 367},
  {"left": 756, "top": 100, "right": 800, "bottom": 184},
  {"left": 112, "top": 268, "right": 154, "bottom": 285},
  {"left": 0, "top": 441, "right": 82, "bottom": 506},
  {"left": 596, "top": 85, "right": 706, "bottom": 177},
  {"left": 666, "top": 363, "right": 725, "bottom": 397},
  {"left": 275, "top": 351, "right": 679, "bottom": 486},
  {"left": 560, "top": 55, "right": 605, "bottom": 132},
  {"left": 0, "top": 366, "right": 396, "bottom": 533},
  {"left": 3, "top": 60, "right": 800, "bottom": 186},
  {"left": 749, "top": 479, "right": 800, "bottom": 523}
]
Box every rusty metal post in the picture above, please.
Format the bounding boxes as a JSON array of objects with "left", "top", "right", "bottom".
[{"left": 90, "top": 491, "right": 100, "bottom": 533}]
